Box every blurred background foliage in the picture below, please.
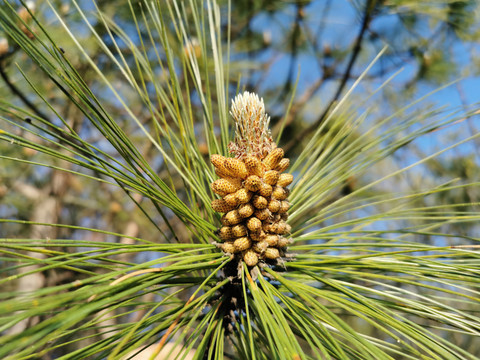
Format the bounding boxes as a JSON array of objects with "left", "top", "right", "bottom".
[
  {"left": 0, "top": 0, "right": 479, "bottom": 359},
  {"left": 1, "top": 0, "right": 479, "bottom": 244}
]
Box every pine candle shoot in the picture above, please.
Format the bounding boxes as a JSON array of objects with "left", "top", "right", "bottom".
[{"left": 210, "top": 92, "right": 293, "bottom": 267}]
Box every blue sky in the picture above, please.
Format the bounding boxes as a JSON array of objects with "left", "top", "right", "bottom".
[{"left": 249, "top": 0, "right": 480, "bottom": 113}]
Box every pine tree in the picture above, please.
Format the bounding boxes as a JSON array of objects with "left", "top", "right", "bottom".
[{"left": 1, "top": 1, "right": 480, "bottom": 359}]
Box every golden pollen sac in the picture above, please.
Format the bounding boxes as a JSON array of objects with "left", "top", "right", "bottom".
[
  {"left": 277, "top": 173, "right": 294, "bottom": 187},
  {"left": 252, "top": 195, "right": 268, "bottom": 209},
  {"left": 210, "top": 91, "right": 293, "bottom": 267},
  {"left": 232, "top": 224, "right": 248, "bottom": 238},
  {"left": 210, "top": 154, "right": 226, "bottom": 168},
  {"left": 263, "top": 170, "right": 279, "bottom": 186},
  {"left": 279, "top": 201, "right": 290, "bottom": 213},
  {"left": 234, "top": 237, "right": 252, "bottom": 252},
  {"left": 224, "top": 158, "right": 248, "bottom": 179},
  {"left": 220, "top": 214, "right": 229, "bottom": 226},
  {"left": 272, "top": 186, "right": 288, "bottom": 200},
  {"left": 222, "top": 241, "right": 236, "bottom": 254},
  {"left": 250, "top": 230, "right": 265, "bottom": 241},
  {"left": 275, "top": 220, "right": 287, "bottom": 235},
  {"left": 268, "top": 199, "right": 281, "bottom": 213},
  {"left": 275, "top": 158, "right": 290, "bottom": 173},
  {"left": 265, "top": 234, "right": 279, "bottom": 247},
  {"left": 272, "top": 214, "right": 282, "bottom": 222},
  {"left": 223, "top": 193, "right": 238, "bottom": 206},
  {"left": 265, "top": 247, "right": 280, "bottom": 260},
  {"left": 235, "top": 188, "right": 252, "bottom": 204},
  {"left": 247, "top": 217, "right": 262, "bottom": 232},
  {"left": 211, "top": 178, "right": 241, "bottom": 195},
  {"left": 211, "top": 154, "right": 230, "bottom": 177},
  {"left": 263, "top": 222, "right": 273, "bottom": 233},
  {"left": 263, "top": 148, "right": 284, "bottom": 170},
  {"left": 244, "top": 175, "right": 262, "bottom": 192},
  {"left": 225, "top": 210, "right": 242, "bottom": 225},
  {"left": 245, "top": 155, "right": 264, "bottom": 177},
  {"left": 252, "top": 240, "right": 268, "bottom": 254},
  {"left": 243, "top": 249, "right": 259, "bottom": 267},
  {"left": 238, "top": 203, "right": 254, "bottom": 218},
  {"left": 285, "top": 224, "right": 292, "bottom": 233},
  {"left": 258, "top": 182, "right": 273, "bottom": 197},
  {"left": 254, "top": 208, "right": 271, "bottom": 221},
  {"left": 211, "top": 199, "right": 235, "bottom": 213},
  {"left": 218, "top": 226, "right": 234, "bottom": 241},
  {"left": 277, "top": 236, "right": 290, "bottom": 248}
]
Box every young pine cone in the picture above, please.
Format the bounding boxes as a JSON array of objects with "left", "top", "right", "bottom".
[{"left": 211, "top": 92, "right": 293, "bottom": 267}]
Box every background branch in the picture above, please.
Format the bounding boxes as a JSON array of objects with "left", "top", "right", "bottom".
[{"left": 284, "top": 0, "right": 377, "bottom": 153}]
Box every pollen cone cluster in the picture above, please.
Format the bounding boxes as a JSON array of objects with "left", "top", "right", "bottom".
[{"left": 211, "top": 92, "right": 293, "bottom": 267}]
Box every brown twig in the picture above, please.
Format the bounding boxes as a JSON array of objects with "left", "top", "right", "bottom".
[
  {"left": 152, "top": 292, "right": 197, "bottom": 359},
  {"left": 278, "top": 2, "right": 304, "bottom": 101},
  {"left": 0, "top": 60, "right": 50, "bottom": 120},
  {"left": 284, "top": 0, "right": 378, "bottom": 153}
]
